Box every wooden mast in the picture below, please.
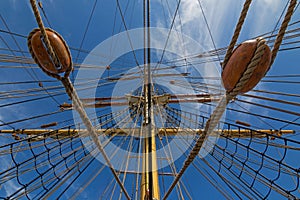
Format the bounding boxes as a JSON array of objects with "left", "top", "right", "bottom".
[{"left": 140, "top": 0, "right": 160, "bottom": 199}]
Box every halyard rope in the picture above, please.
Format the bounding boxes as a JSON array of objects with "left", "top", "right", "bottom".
[
  {"left": 164, "top": 0, "right": 298, "bottom": 197},
  {"left": 222, "top": 0, "right": 252, "bottom": 69},
  {"left": 270, "top": 0, "right": 297, "bottom": 66},
  {"left": 29, "top": 0, "right": 60, "bottom": 70},
  {"left": 28, "top": 0, "right": 297, "bottom": 198},
  {"left": 163, "top": 38, "right": 266, "bottom": 200},
  {"left": 28, "top": 0, "right": 130, "bottom": 199}
]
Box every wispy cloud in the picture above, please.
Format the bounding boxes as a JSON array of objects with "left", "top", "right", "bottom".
[
  {"left": 151, "top": 0, "right": 287, "bottom": 129},
  {"left": 0, "top": 154, "right": 23, "bottom": 198},
  {"left": 3, "top": 180, "right": 21, "bottom": 198},
  {"left": 155, "top": 0, "right": 286, "bottom": 48}
]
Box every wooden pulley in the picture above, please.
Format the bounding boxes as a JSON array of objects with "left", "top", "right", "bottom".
[
  {"left": 222, "top": 39, "right": 271, "bottom": 94},
  {"left": 28, "top": 28, "right": 72, "bottom": 75}
]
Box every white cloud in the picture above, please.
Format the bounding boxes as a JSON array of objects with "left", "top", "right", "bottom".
[
  {"left": 154, "top": 0, "right": 241, "bottom": 48},
  {"left": 151, "top": 0, "right": 288, "bottom": 129},
  {"left": 247, "top": 0, "right": 287, "bottom": 36},
  {"left": 155, "top": 0, "right": 287, "bottom": 49}
]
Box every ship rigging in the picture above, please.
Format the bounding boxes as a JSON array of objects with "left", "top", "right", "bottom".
[{"left": 0, "top": 0, "right": 300, "bottom": 199}]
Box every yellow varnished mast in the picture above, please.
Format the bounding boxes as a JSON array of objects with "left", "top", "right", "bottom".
[{"left": 140, "top": 0, "right": 160, "bottom": 199}]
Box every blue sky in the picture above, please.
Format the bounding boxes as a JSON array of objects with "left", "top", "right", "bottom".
[{"left": 0, "top": 0, "right": 300, "bottom": 199}]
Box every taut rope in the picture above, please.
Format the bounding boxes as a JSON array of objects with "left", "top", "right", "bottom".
[
  {"left": 28, "top": 1, "right": 130, "bottom": 199},
  {"left": 163, "top": 38, "right": 267, "bottom": 200}
]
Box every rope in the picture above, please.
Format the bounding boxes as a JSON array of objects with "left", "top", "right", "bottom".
[
  {"left": 61, "top": 78, "right": 131, "bottom": 199},
  {"left": 222, "top": 0, "right": 252, "bottom": 68},
  {"left": 163, "top": 38, "right": 266, "bottom": 200},
  {"left": 28, "top": 0, "right": 129, "bottom": 198},
  {"left": 270, "top": 0, "right": 297, "bottom": 66},
  {"left": 29, "top": 0, "right": 60, "bottom": 70},
  {"left": 223, "top": 0, "right": 296, "bottom": 68}
]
